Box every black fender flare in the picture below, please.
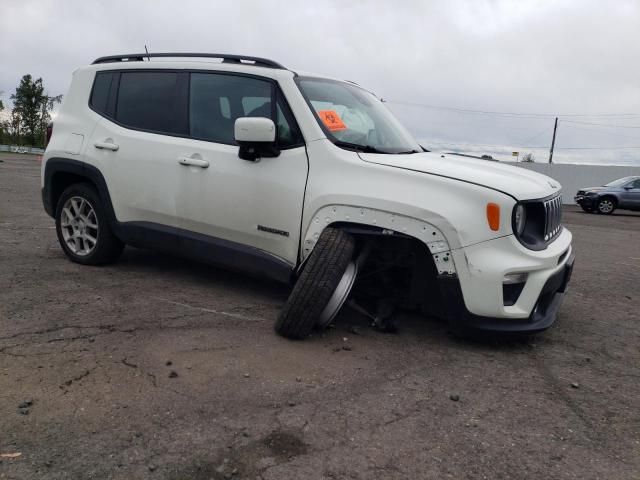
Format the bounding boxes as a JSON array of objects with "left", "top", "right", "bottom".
[{"left": 43, "top": 157, "right": 118, "bottom": 231}]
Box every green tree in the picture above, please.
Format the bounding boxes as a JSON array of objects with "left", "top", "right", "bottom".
[
  {"left": 0, "top": 91, "right": 5, "bottom": 144},
  {"left": 10, "top": 75, "right": 62, "bottom": 147}
]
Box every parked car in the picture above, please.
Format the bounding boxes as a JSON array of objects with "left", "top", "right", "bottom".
[
  {"left": 41, "top": 52, "right": 574, "bottom": 339},
  {"left": 574, "top": 176, "right": 640, "bottom": 214}
]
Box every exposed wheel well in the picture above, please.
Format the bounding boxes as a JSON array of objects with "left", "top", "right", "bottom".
[{"left": 337, "top": 226, "right": 447, "bottom": 320}]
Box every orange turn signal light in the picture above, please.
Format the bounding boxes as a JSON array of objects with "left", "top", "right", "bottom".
[{"left": 486, "top": 203, "right": 500, "bottom": 231}]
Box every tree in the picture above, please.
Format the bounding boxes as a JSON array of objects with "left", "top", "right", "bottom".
[
  {"left": 10, "top": 75, "right": 62, "bottom": 147},
  {"left": 521, "top": 152, "right": 536, "bottom": 163},
  {"left": 0, "top": 91, "right": 5, "bottom": 144}
]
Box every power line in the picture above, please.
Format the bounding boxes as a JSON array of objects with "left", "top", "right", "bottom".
[
  {"left": 560, "top": 122, "right": 640, "bottom": 141},
  {"left": 560, "top": 119, "right": 640, "bottom": 129},
  {"left": 424, "top": 140, "right": 640, "bottom": 150},
  {"left": 385, "top": 99, "right": 640, "bottom": 119}
]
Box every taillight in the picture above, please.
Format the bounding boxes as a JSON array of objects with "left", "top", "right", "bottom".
[{"left": 46, "top": 122, "right": 53, "bottom": 146}]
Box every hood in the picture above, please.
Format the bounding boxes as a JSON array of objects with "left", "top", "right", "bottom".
[
  {"left": 578, "top": 186, "right": 605, "bottom": 192},
  {"left": 358, "top": 151, "right": 560, "bottom": 200}
]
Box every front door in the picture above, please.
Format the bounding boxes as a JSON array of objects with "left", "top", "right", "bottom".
[
  {"left": 177, "top": 72, "right": 308, "bottom": 267},
  {"left": 619, "top": 178, "right": 640, "bottom": 209}
]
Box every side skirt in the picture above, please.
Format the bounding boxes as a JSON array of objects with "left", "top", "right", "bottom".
[{"left": 118, "top": 221, "right": 294, "bottom": 284}]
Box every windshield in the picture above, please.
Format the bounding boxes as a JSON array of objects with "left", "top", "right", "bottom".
[
  {"left": 296, "top": 77, "right": 421, "bottom": 154},
  {"left": 604, "top": 177, "right": 636, "bottom": 187}
]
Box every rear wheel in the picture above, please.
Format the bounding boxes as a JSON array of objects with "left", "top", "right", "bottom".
[
  {"left": 275, "top": 228, "right": 355, "bottom": 339},
  {"left": 55, "top": 183, "right": 124, "bottom": 265},
  {"left": 597, "top": 197, "right": 616, "bottom": 215}
]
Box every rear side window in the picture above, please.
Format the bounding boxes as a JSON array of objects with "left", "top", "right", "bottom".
[
  {"left": 89, "top": 72, "right": 116, "bottom": 117},
  {"left": 115, "top": 71, "right": 188, "bottom": 135}
]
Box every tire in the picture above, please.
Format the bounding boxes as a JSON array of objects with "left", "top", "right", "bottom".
[
  {"left": 275, "top": 228, "right": 355, "bottom": 339},
  {"left": 596, "top": 197, "right": 616, "bottom": 215},
  {"left": 55, "top": 183, "right": 124, "bottom": 265}
]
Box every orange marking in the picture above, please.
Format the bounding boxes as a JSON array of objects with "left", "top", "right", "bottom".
[
  {"left": 486, "top": 203, "right": 500, "bottom": 231},
  {"left": 318, "top": 110, "right": 347, "bottom": 131}
]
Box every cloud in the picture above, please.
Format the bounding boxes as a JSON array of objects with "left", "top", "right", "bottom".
[{"left": 1, "top": 0, "right": 638, "bottom": 164}]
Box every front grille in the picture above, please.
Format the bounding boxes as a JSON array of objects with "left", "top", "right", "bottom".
[{"left": 543, "top": 195, "right": 563, "bottom": 242}]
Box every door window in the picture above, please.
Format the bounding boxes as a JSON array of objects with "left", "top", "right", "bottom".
[
  {"left": 189, "top": 73, "right": 302, "bottom": 148},
  {"left": 116, "top": 71, "right": 188, "bottom": 135}
]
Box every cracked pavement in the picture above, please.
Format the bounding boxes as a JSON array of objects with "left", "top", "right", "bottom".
[{"left": 1, "top": 154, "right": 639, "bottom": 479}]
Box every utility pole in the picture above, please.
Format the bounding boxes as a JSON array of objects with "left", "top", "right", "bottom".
[{"left": 548, "top": 117, "right": 558, "bottom": 163}]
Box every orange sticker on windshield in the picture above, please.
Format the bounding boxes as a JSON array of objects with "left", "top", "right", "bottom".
[{"left": 318, "top": 110, "right": 347, "bottom": 131}]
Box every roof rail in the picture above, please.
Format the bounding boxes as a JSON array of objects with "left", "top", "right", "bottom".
[{"left": 91, "top": 53, "right": 285, "bottom": 69}]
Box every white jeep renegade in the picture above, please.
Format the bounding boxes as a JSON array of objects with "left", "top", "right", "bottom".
[{"left": 42, "top": 53, "right": 574, "bottom": 339}]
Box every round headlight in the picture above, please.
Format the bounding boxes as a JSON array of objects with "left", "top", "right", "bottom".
[{"left": 514, "top": 204, "right": 526, "bottom": 235}]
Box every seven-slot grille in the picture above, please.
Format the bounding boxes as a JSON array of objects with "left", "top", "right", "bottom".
[{"left": 543, "top": 195, "right": 563, "bottom": 241}]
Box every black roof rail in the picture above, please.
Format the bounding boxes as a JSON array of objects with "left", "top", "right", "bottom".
[{"left": 91, "top": 53, "right": 285, "bottom": 69}]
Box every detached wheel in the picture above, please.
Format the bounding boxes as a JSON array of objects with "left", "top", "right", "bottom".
[
  {"left": 596, "top": 197, "right": 615, "bottom": 215},
  {"left": 275, "top": 228, "right": 355, "bottom": 339},
  {"left": 55, "top": 183, "right": 124, "bottom": 265}
]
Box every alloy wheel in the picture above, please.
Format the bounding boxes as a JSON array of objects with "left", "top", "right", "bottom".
[{"left": 60, "top": 196, "right": 99, "bottom": 256}]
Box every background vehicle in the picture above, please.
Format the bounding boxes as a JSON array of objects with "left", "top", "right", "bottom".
[
  {"left": 41, "top": 53, "right": 574, "bottom": 340},
  {"left": 575, "top": 176, "right": 640, "bottom": 214}
]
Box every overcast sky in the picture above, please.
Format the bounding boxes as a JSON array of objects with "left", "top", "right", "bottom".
[{"left": 2, "top": 0, "right": 639, "bottom": 164}]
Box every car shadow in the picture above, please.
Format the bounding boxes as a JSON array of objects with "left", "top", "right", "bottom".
[{"left": 116, "top": 246, "right": 291, "bottom": 300}]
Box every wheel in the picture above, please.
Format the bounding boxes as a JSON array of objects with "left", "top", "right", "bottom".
[
  {"left": 275, "top": 228, "right": 356, "bottom": 339},
  {"left": 55, "top": 183, "right": 124, "bottom": 265},
  {"left": 580, "top": 206, "right": 594, "bottom": 213},
  {"left": 596, "top": 197, "right": 615, "bottom": 215}
]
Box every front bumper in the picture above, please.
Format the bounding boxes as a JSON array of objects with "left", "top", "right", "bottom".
[
  {"left": 574, "top": 195, "right": 597, "bottom": 208},
  {"left": 438, "top": 251, "right": 574, "bottom": 333}
]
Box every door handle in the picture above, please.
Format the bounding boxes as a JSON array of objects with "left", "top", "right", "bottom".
[
  {"left": 94, "top": 142, "right": 119, "bottom": 151},
  {"left": 178, "top": 157, "right": 209, "bottom": 169}
]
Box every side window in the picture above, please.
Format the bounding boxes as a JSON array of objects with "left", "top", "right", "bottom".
[
  {"left": 189, "top": 73, "right": 303, "bottom": 148},
  {"left": 89, "top": 72, "right": 116, "bottom": 117},
  {"left": 631, "top": 179, "right": 640, "bottom": 189},
  {"left": 116, "top": 71, "right": 188, "bottom": 135}
]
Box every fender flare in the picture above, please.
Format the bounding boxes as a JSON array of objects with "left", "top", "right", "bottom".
[
  {"left": 43, "top": 157, "right": 118, "bottom": 231},
  {"left": 301, "top": 204, "right": 456, "bottom": 275}
]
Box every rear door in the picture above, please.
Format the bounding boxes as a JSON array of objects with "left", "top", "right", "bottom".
[
  {"left": 87, "top": 69, "right": 190, "bottom": 232},
  {"left": 176, "top": 71, "right": 308, "bottom": 266}
]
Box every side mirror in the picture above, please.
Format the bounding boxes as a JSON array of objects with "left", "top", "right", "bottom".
[
  {"left": 234, "top": 117, "right": 280, "bottom": 161},
  {"left": 624, "top": 186, "right": 633, "bottom": 190}
]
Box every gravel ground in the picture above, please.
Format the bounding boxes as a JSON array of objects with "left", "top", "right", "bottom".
[{"left": 1, "top": 155, "right": 639, "bottom": 479}]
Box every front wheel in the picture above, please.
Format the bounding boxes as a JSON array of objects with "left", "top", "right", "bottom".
[
  {"left": 55, "top": 183, "right": 124, "bottom": 265},
  {"left": 275, "top": 228, "right": 355, "bottom": 339},
  {"left": 596, "top": 197, "right": 615, "bottom": 215}
]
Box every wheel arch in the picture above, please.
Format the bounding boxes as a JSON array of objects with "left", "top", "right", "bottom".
[
  {"left": 598, "top": 194, "right": 619, "bottom": 206},
  {"left": 43, "top": 158, "right": 117, "bottom": 230},
  {"left": 301, "top": 205, "right": 457, "bottom": 277}
]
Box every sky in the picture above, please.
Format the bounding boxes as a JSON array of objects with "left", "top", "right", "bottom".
[{"left": 1, "top": 0, "right": 639, "bottom": 164}]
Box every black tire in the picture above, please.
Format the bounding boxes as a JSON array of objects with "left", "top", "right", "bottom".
[
  {"left": 596, "top": 197, "right": 616, "bottom": 215},
  {"left": 275, "top": 228, "right": 355, "bottom": 339},
  {"left": 55, "top": 183, "right": 124, "bottom": 265}
]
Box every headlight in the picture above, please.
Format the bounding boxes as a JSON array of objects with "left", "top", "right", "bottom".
[
  {"left": 512, "top": 195, "right": 562, "bottom": 251},
  {"left": 514, "top": 204, "right": 526, "bottom": 235}
]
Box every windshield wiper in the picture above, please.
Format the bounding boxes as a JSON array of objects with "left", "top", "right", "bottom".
[
  {"left": 333, "top": 141, "right": 387, "bottom": 154},
  {"left": 396, "top": 149, "right": 421, "bottom": 154}
]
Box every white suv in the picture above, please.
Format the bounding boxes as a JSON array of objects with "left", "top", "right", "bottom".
[{"left": 42, "top": 53, "right": 574, "bottom": 339}]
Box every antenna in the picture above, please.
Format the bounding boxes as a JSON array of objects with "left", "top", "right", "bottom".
[{"left": 144, "top": 45, "right": 150, "bottom": 61}]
